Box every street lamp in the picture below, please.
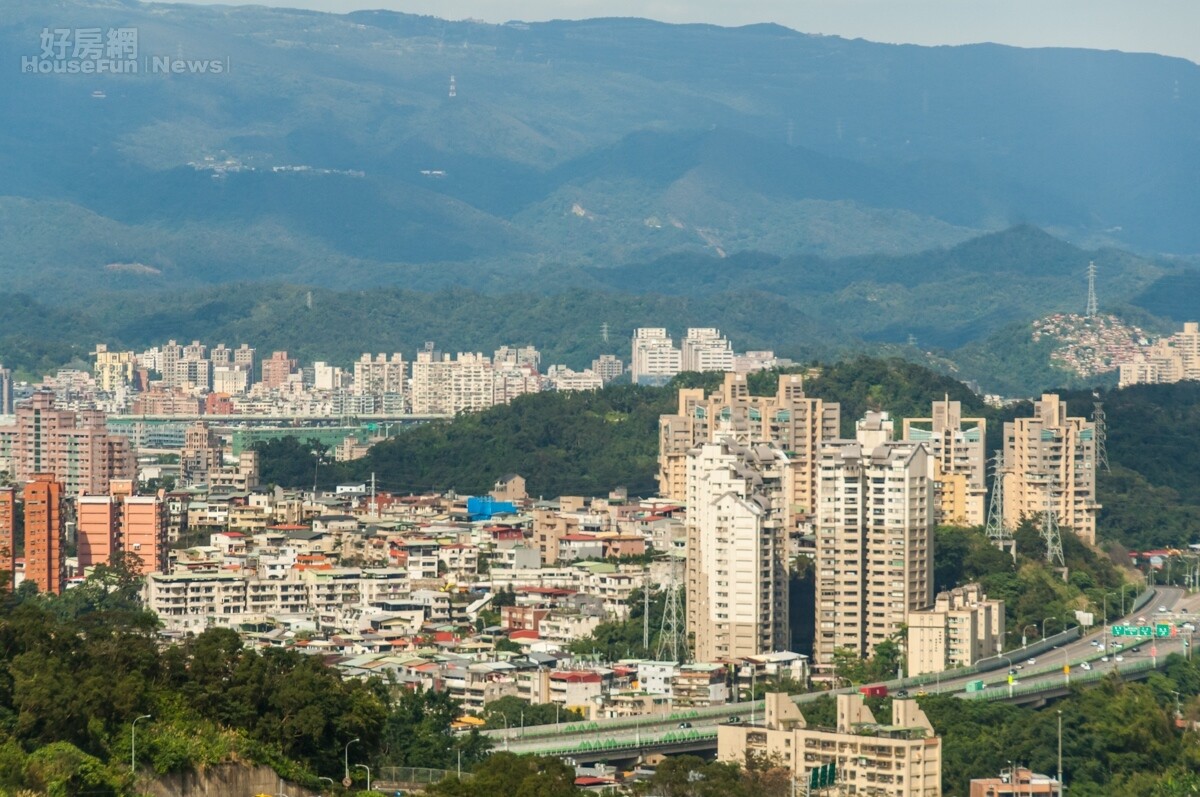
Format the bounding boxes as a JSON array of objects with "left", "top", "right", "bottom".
[
  {"left": 318, "top": 776, "right": 334, "bottom": 791},
  {"left": 1022, "top": 624, "right": 1037, "bottom": 648},
  {"left": 1042, "top": 617, "right": 1060, "bottom": 640},
  {"left": 344, "top": 738, "right": 360, "bottom": 784},
  {"left": 131, "top": 714, "right": 152, "bottom": 774},
  {"left": 999, "top": 656, "right": 1015, "bottom": 697},
  {"left": 356, "top": 764, "right": 371, "bottom": 792}
]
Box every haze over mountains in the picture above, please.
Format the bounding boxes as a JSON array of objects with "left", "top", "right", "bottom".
[{"left": 2, "top": 0, "right": 1200, "bottom": 392}]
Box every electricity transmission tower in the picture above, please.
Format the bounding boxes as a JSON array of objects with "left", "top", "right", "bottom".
[
  {"left": 656, "top": 556, "right": 687, "bottom": 663},
  {"left": 984, "top": 450, "right": 1015, "bottom": 559},
  {"left": 1085, "top": 261, "right": 1099, "bottom": 318},
  {"left": 1092, "top": 395, "right": 1110, "bottom": 473},
  {"left": 1040, "top": 477, "right": 1065, "bottom": 568}
]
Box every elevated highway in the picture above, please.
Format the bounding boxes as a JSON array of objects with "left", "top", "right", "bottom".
[{"left": 485, "top": 587, "right": 1196, "bottom": 762}]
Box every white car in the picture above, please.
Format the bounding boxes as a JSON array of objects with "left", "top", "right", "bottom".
[
  {"left": 1080, "top": 662, "right": 1092, "bottom": 671},
  {"left": 1101, "top": 656, "right": 1110, "bottom": 662},
  {"left": 1115, "top": 655, "right": 1125, "bottom": 662},
  {"left": 1158, "top": 606, "right": 1169, "bottom": 613},
  {"left": 1026, "top": 658, "right": 1037, "bottom": 665}
]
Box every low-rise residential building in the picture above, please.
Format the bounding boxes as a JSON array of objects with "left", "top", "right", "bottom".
[
  {"left": 907, "top": 584, "right": 1005, "bottom": 677},
  {"left": 719, "top": 693, "right": 942, "bottom": 797}
]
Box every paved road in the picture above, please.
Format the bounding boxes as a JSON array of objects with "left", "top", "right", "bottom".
[{"left": 489, "top": 587, "right": 1197, "bottom": 754}]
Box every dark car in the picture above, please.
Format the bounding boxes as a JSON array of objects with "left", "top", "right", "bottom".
[
  {"left": 678, "top": 722, "right": 693, "bottom": 729},
  {"left": 727, "top": 715, "right": 742, "bottom": 723}
]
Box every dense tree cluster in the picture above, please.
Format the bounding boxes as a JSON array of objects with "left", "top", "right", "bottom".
[{"left": 0, "top": 570, "right": 488, "bottom": 794}]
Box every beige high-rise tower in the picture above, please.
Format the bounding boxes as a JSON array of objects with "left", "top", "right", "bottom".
[
  {"left": 814, "top": 413, "right": 934, "bottom": 669},
  {"left": 1002, "top": 394, "right": 1099, "bottom": 545},
  {"left": 686, "top": 440, "right": 791, "bottom": 662},
  {"left": 659, "top": 373, "right": 840, "bottom": 525},
  {"left": 903, "top": 398, "right": 987, "bottom": 527}
]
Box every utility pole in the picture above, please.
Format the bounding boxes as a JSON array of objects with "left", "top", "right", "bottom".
[
  {"left": 643, "top": 564, "right": 650, "bottom": 651},
  {"left": 1057, "top": 710, "right": 1064, "bottom": 797}
]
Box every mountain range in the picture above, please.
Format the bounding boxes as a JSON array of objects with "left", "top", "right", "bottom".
[{"left": 2, "top": 1, "right": 1200, "bottom": 393}]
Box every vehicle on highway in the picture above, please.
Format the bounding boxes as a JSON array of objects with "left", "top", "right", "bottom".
[
  {"left": 1183, "top": 623, "right": 1196, "bottom": 631},
  {"left": 678, "top": 722, "right": 692, "bottom": 729},
  {"left": 1026, "top": 658, "right": 1037, "bottom": 665},
  {"left": 1101, "top": 656, "right": 1110, "bottom": 662},
  {"left": 1115, "top": 655, "right": 1125, "bottom": 662},
  {"left": 859, "top": 684, "right": 889, "bottom": 698},
  {"left": 1091, "top": 640, "right": 1101, "bottom": 647},
  {"left": 1159, "top": 605, "right": 1169, "bottom": 613},
  {"left": 1182, "top": 608, "right": 1189, "bottom": 614},
  {"left": 727, "top": 716, "right": 741, "bottom": 723},
  {"left": 1081, "top": 662, "right": 1092, "bottom": 671},
  {"left": 896, "top": 690, "right": 909, "bottom": 698}
]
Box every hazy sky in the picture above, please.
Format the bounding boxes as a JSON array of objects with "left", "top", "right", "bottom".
[{"left": 159, "top": 0, "right": 1200, "bottom": 63}]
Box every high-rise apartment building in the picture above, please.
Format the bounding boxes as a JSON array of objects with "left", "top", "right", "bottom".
[
  {"left": 686, "top": 440, "right": 791, "bottom": 661},
  {"left": 209, "top": 344, "right": 232, "bottom": 367},
  {"left": 77, "top": 494, "right": 120, "bottom": 569},
  {"left": 1002, "top": 394, "right": 1098, "bottom": 545},
  {"left": 493, "top": 345, "right": 541, "bottom": 371},
  {"left": 1119, "top": 321, "right": 1200, "bottom": 387},
  {"left": 180, "top": 421, "right": 223, "bottom": 487},
  {"left": 92, "top": 344, "right": 137, "bottom": 392},
  {"left": 261, "top": 351, "right": 299, "bottom": 389},
  {"left": 353, "top": 353, "right": 407, "bottom": 396},
  {"left": 907, "top": 583, "right": 1004, "bottom": 677},
  {"left": 591, "top": 354, "right": 624, "bottom": 383},
  {"left": 814, "top": 413, "right": 934, "bottom": 668},
  {"left": 0, "top": 487, "right": 14, "bottom": 590},
  {"left": 24, "top": 473, "right": 64, "bottom": 595},
  {"left": 630, "top": 328, "right": 681, "bottom": 386},
  {"left": 0, "top": 363, "right": 11, "bottom": 415},
  {"left": 903, "top": 399, "right": 987, "bottom": 527},
  {"left": 680, "top": 328, "right": 735, "bottom": 374},
  {"left": 410, "top": 349, "right": 495, "bottom": 414},
  {"left": 123, "top": 495, "right": 169, "bottom": 574},
  {"left": 659, "top": 373, "right": 840, "bottom": 523},
  {"left": 2, "top": 392, "right": 134, "bottom": 496}
]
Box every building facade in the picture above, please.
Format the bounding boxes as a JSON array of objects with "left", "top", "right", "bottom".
[
  {"left": 814, "top": 414, "right": 934, "bottom": 668},
  {"left": 1002, "top": 394, "right": 1098, "bottom": 545},
  {"left": 659, "top": 373, "right": 840, "bottom": 524},
  {"left": 686, "top": 440, "right": 791, "bottom": 662},
  {"left": 903, "top": 399, "right": 987, "bottom": 527},
  {"left": 680, "top": 328, "right": 735, "bottom": 374},
  {"left": 3, "top": 392, "right": 135, "bottom": 496},
  {"left": 24, "top": 473, "right": 64, "bottom": 595},
  {"left": 630, "top": 328, "right": 681, "bottom": 386},
  {"left": 718, "top": 693, "right": 943, "bottom": 797},
  {"left": 906, "top": 584, "right": 1004, "bottom": 677}
]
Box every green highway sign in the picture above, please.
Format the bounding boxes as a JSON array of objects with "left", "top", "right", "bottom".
[
  {"left": 808, "top": 762, "right": 837, "bottom": 790},
  {"left": 1111, "top": 624, "right": 1176, "bottom": 638}
]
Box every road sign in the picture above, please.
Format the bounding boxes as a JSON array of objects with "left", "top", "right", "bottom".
[
  {"left": 1063, "top": 665, "right": 1070, "bottom": 675},
  {"left": 343, "top": 776, "right": 353, "bottom": 788},
  {"left": 1112, "top": 624, "right": 1176, "bottom": 638},
  {"left": 808, "top": 762, "right": 837, "bottom": 790}
]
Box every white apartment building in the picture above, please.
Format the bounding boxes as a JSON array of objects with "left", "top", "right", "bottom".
[
  {"left": 1002, "top": 394, "right": 1099, "bottom": 545},
  {"left": 814, "top": 413, "right": 934, "bottom": 669},
  {"left": 410, "top": 350, "right": 496, "bottom": 414},
  {"left": 631, "top": 328, "right": 681, "bottom": 386},
  {"left": 591, "top": 354, "right": 624, "bottom": 383},
  {"left": 903, "top": 399, "right": 987, "bottom": 527},
  {"left": 145, "top": 567, "right": 411, "bottom": 632},
  {"left": 1119, "top": 321, "right": 1200, "bottom": 387},
  {"left": 686, "top": 440, "right": 791, "bottom": 662},
  {"left": 354, "top": 353, "right": 407, "bottom": 396},
  {"left": 681, "top": 328, "right": 735, "bottom": 374}
]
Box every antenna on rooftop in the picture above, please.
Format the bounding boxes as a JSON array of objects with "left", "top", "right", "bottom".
[
  {"left": 600, "top": 322, "right": 609, "bottom": 344},
  {"left": 1086, "top": 261, "right": 1099, "bottom": 318},
  {"left": 449, "top": 75, "right": 457, "bottom": 98}
]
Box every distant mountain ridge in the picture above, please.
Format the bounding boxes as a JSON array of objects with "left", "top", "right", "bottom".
[{"left": 2, "top": 0, "right": 1200, "bottom": 298}]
